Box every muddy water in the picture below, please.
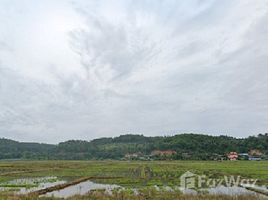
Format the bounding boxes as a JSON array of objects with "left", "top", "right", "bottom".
[{"left": 42, "top": 180, "right": 121, "bottom": 198}]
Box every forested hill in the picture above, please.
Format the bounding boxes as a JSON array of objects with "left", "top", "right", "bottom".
[{"left": 0, "top": 133, "right": 267, "bottom": 160}]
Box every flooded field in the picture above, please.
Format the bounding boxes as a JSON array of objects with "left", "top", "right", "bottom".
[
  {"left": 0, "top": 176, "right": 267, "bottom": 199},
  {"left": 0, "top": 161, "right": 267, "bottom": 199},
  {"left": 43, "top": 180, "right": 120, "bottom": 198},
  {"left": 0, "top": 177, "right": 66, "bottom": 194},
  {"left": 202, "top": 186, "right": 265, "bottom": 197}
]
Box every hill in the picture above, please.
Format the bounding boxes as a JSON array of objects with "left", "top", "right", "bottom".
[{"left": 0, "top": 133, "right": 267, "bottom": 160}]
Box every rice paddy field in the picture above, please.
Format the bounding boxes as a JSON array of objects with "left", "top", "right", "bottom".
[{"left": 0, "top": 160, "right": 267, "bottom": 199}]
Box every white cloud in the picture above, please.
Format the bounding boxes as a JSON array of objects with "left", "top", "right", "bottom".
[{"left": 0, "top": 0, "right": 268, "bottom": 143}]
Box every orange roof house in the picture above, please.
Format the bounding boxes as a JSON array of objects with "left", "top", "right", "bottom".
[{"left": 151, "top": 150, "right": 177, "bottom": 157}]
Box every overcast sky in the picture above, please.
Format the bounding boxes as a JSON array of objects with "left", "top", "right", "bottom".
[{"left": 0, "top": 0, "right": 268, "bottom": 143}]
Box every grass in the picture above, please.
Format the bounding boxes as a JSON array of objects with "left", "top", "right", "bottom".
[
  {"left": 0, "top": 160, "right": 267, "bottom": 199},
  {"left": 0, "top": 189, "right": 266, "bottom": 200},
  {"left": 0, "top": 184, "right": 37, "bottom": 188}
]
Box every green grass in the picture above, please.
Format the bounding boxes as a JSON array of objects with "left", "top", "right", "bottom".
[
  {"left": 0, "top": 160, "right": 267, "bottom": 199},
  {"left": 2, "top": 160, "right": 267, "bottom": 186},
  {"left": 0, "top": 189, "right": 266, "bottom": 200},
  {"left": 0, "top": 184, "right": 37, "bottom": 188}
]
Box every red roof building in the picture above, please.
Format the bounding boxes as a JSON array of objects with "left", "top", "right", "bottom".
[{"left": 228, "top": 152, "right": 238, "bottom": 161}]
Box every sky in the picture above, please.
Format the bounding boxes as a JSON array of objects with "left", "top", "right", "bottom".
[{"left": 0, "top": 0, "right": 268, "bottom": 143}]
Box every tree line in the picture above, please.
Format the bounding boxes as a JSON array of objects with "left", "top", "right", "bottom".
[{"left": 0, "top": 133, "right": 267, "bottom": 160}]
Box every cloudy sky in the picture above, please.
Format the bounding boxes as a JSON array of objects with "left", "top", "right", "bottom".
[{"left": 0, "top": 0, "right": 268, "bottom": 143}]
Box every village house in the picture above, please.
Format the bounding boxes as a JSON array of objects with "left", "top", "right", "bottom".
[
  {"left": 124, "top": 152, "right": 141, "bottom": 160},
  {"left": 238, "top": 153, "right": 249, "bottom": 160},
  {"left": 235, "top": 150, "right": 264, "bottom": 161},
  {"left": 228, "top": 152, "right": 238, "bottom": 161},
  {"left": 124, "top": 152, "right": 151, "bottom": 160},
  {"left": 151, "top": 150, "right": 177, "bottom": 157},
  {"left": 248, "top": 149, "right": 263, "bottom": 161}
]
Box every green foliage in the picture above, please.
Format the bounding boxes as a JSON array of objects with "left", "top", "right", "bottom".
[
  {"left": 0, "top": 138, "right": 55, "bottom": 160},
  {"left": 0, "top": 133, "right": 267, "bottom": 160}
]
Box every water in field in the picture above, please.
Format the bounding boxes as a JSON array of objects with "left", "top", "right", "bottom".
[
  {"left": 43, "top": 181, "right": 266, "bottom": 198},
  {"left": 205, "top": 186, "right": 260, "bottom": 196},
  {"left": 0, "top": 177, "right": 66, "bottom": 194},
  {"left": 43, "top": 180, "right": 121, "bottom": 198},
  {"left": 1, "top": 177, "right": 267, "bottom": 198},
  {"left": 179, "top": 185, "right": 267, "bottom": 197},
  {"left": 241, "top": 183, "right": 268, "bottom": 193}
]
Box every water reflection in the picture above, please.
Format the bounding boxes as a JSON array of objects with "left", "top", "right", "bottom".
[
  {"left": 0, "top": 177, "right": 66, "bottom": 194},
  {"left": 43, "top": 180, "right": 121, "bottom": 198}
]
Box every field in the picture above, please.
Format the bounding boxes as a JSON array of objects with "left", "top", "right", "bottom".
[{"left": 0, "top": 160, "right": 267, "bottom": 199}]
